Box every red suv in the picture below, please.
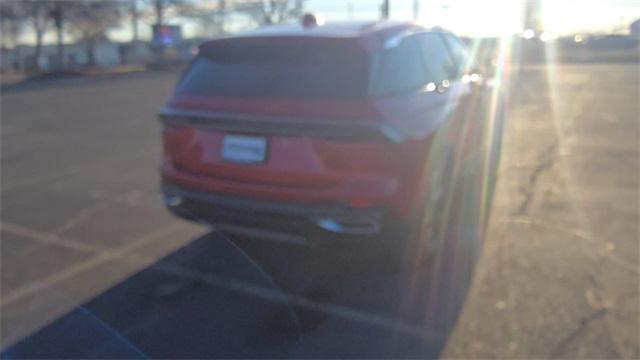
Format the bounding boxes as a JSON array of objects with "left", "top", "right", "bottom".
[{"left": 160, "top": 21, "right": 494, "bottom": 249}]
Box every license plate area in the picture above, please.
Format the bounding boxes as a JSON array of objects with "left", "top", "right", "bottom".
[{"left": 221, "top": 134, "right": 267, "bottom": 164}]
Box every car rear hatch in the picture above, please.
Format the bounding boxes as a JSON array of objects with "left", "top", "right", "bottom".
[{"left": 160, "top": 36, "right": 406, "bottom": 202}]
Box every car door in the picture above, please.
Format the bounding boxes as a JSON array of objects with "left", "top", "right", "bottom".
[
  {"left": 440, "top": 33, "right": 487, "bottom": 171},
  {"left": 414, "top": 33, "right": 467, "bottom": 145}
]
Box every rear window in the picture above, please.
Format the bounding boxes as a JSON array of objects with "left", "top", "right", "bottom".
[
  {"left": 176, "top": 40, "right": 370, "bottom": 100},
  {"left": 370, "top": 34, "right": 456, "bottom": 96}
]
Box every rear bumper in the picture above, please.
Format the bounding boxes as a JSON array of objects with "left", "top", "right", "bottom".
[{"left": 162, "top": 182, "right": 389, "bottom": 237}]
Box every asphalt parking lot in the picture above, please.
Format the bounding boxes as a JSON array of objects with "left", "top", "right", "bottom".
[{"left": 1, "top": 63, "right": 638, "bottom": 357}]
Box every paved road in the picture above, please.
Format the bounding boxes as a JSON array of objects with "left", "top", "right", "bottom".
[
  {"left": 444, "top": 63, "right": 639, "bottom": 358},
  {"left": 1, "top": 71, "right": 206, "bottom": 348},
  {"left": 1, "top": 64, "right": 638, "bottom": 357}
]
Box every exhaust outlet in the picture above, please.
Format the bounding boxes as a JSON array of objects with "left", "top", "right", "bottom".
[
  {"left": 163, "top": 194, "right": 183, "bottom": 207},
  {"left": 315, "top": 218, "right": 381, "bottom": 235}
]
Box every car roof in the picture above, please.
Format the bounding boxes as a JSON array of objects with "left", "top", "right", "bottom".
[
  {"left": 237, "top": 20, "right": 418, "bottom": 38},
  {"left": 200, "top": 21, "right": 431, "bottom": 51}
]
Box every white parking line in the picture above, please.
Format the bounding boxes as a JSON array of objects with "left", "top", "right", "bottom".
[
  {"left": 0, "top": 222, "right": 187, "bottom": 307},
  {"left": 0, "top": 151, "right": 150, "bottom": 193},
  {"left": 1, "top": 165, "right": 94, "bottom": 193},
  {"left": 1, "top": 222, "right": 105, "bottom": 255}
]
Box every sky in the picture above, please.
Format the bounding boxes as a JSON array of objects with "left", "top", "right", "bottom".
[
  {"left": 303, "top": 0, "right": 640, "bottom": 36},
  {"left": 17, "top": 0, "right": 640, "bottom": 45}
]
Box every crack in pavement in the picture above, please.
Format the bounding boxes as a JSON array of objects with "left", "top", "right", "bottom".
[
  {"left": 586, "top": 251, "right": 637, "bottom": 358},
  {"left": 548, "top": 242, "right": 631, "bottom": 358},
  {"left": 550, "top": 307, "right": 607, "bottom": 358},
  {"left": 513, "top": 141, "right": 558, "bottom": 216}
]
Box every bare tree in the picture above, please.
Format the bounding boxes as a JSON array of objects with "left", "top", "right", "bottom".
[
  {"left": 183, "top": 0, "right": 227, "bottom": 36},
  {"left": 50, "top": 0, "right": 67, "bottom": 69},
  {"left": 0, "top": 1, "right": 26, "bottom": 50},
  {"left": 131, "top": 0, "right": 140, "bottom": 42},
  {"left": 141, "top": 0, "right": 200, "bottom": 25},
  {"left": 30, "top": 2, "right": 50, "bottom": 69},
  {"left": 217, "top": 0, "right": 226, "bottom": 34},
  {"left": 232, "top": 0, "right": 304, "bottom": 26},
  {"left": 6, "top": 0, "right": 55, "bottom": 69},
  {"left": 66, "top": 1, "right": 124, "bottom": 66},
  {"left": 0, "top": 1, "right": 28, "bottom": 71}
]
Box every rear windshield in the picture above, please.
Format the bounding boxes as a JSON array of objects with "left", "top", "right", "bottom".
[{"left": 176, "top": 39, "right": 370, "bottom": 100}]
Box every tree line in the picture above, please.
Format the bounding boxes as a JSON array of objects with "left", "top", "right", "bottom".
[{"left": 0, "top": 0, "right": 304, "bottom": 69}]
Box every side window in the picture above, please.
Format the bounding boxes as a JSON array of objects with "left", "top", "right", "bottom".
[
  {"left": 443, "top": 35, "right": 473, "bottom": 76},
  {"left": 371, "top": 38, "right": 427, "bottom": 96},
  {"left": 415, "top": 33, "right": 456, "bottom": 83}
]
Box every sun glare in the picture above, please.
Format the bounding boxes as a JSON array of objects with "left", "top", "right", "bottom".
[{"left": 415, "top": 0, "right": 525, "bottom": 38}]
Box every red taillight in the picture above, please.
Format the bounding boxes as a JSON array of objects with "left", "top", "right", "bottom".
[{"left": 162, "top": 129, "right": 177, "bottom": 155}]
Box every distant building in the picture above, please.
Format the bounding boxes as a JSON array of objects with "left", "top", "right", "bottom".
[
  {"left": 1, "top": 47, "right": 18, "bottom": 71},
  {"left": 587, "top": 34, "right": 638, "bottom": 50},
  {"left": 1, "top": 36, "right": 202, "bottom": 72},
  {"left": 631, "top": 19, "right": 640, "bottom": 40},
  {"left": 1, "top": 42, "right": 122, "bottom": 71},
  {"left": 119, "top": 41, "right": 152, "bottom": 64}
]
